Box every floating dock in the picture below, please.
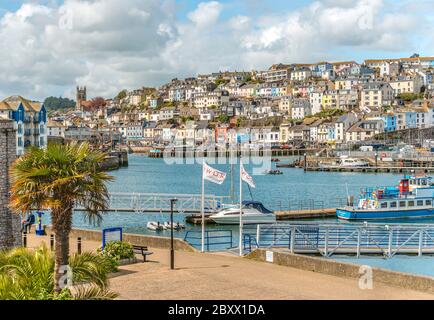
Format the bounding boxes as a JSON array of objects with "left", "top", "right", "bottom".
[
  {"left": 274, "top": 208, "right": 336, "bottom": 220},
  {"left": 185, "top": 208, "right": 336, "bottom": 225}
]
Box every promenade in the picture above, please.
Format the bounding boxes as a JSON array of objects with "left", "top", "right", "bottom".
[{"left": 27, "top": 234, "right": 434, "bottom": 300}]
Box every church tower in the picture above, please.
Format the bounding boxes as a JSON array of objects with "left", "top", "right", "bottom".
[{"left": 76, "top": 86, "right": 87, "bottom": 111}]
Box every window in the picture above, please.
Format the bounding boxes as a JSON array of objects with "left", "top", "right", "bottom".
[
  {"left": 380, "top": 202, "right": 388, "bottom": 208},
  {"left": 426, "top": 200, "right": 432, "bottom": 206},
  {"left": 408, "top": 201, "right": 415, "bottom": 207},
  {"left": 417, "top": 200, "right": 424, "bottom": 206},
  {"left": 399, "top": 201, "right": 406, "bottom": 208},
  {"left": 390, "top": 202, "right": 397, "bottom": 208}
]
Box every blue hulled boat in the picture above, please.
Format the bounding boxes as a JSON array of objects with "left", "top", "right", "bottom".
[{"left": 337, "top": 176, "right": 434, "bottom": 220}]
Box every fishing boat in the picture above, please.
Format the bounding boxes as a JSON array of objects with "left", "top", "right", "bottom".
[
  {"left": 337, "top": 176, "right": 434, "bottom": 220},
  {"left": 147, "top": 221, "right": 165, "bottom": 231},
  {"left": 209, "top": 201, "right": 276, "bottom": 224}
]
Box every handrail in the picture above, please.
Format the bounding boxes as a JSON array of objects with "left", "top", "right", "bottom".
[{"left": 252, "top": 222, "right": 434, "bottom": 258}]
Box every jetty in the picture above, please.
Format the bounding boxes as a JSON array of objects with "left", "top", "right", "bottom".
[
  {"left": 274, "top": 208, "right": 336, "bottom": 220},
  {"left": 244, "top": 222, "right": 434, "bottom": 258},
  {"left": 304, "top": 166, "right": 434, "bottom": 173}
]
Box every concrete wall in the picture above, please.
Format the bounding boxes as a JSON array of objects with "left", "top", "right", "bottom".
[
  {"left": 0, "top": 120, "right": 21, "bottom": 250},
  {"left": 247, "top": 249, "right": 434, "bottom": 294},
  {"left": 45, "top": 226, "right": 198, "bottom": 252}
]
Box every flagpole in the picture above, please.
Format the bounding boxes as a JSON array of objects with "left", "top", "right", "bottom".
[
  {"left": 239, "top": 158, "right": 243, "bottom": 256},
  {"left": 201, "top": 159, "right": 205, "bottom": 253}
]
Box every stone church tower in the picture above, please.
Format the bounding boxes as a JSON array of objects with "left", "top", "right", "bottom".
[
  {"left": 76, "top": 86, "right": 87, "bottom": 111},
  {"left": 0, "top": 120, "right": 21, "bottom": 250}
]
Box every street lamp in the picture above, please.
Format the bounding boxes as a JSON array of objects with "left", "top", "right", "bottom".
[{"left": 170, "top": 198, "right": 177, "bottom": 270}]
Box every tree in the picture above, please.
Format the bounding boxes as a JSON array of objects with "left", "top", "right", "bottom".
[
  {"left": 217, "top": 114, "right": 230, "bottom": 123},
  {"left": 9, "top": 142, "right": 113, "bottom": 292},
  {"left": 89, "top": 97, "right": 107, "bottom": 110},
  {"left": 43, "top": 97, "right": 76, "bottom": 110},
  {"left": 117, "top": 90, "right": 127, "bottom": 100}
]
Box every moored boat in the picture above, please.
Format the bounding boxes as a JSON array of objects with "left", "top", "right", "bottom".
[
  {"left": 337, "top": 176, "right": 434, "bottom": 220},
  {"left": 147, "top": 221, "right": 165, "bottom": 231},
  {"left": 209, "top": 201, "right": 276, "bottom": 224}
]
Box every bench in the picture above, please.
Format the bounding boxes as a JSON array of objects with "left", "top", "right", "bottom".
[{"left": 132, "top": 245, "right": 154, "bottom": 262}]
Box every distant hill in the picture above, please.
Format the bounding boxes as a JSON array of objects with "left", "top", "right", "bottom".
[{"left": 43, "top": 96, "right": 76, "bottom": 110}]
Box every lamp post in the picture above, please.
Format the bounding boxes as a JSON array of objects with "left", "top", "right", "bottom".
[{"left": 170, "top": 198, "right": 177, "bottom": 270}]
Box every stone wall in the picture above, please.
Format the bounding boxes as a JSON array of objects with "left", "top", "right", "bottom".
[
  {"left": 45, "top": 226, "right": 198, "bottom": 252},
  {"left": 0, "top": 120, "right": 21, "bottom": 250}
]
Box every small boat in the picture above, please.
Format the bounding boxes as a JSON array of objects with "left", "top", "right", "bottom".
[
  {"left": 163, "top": 221, "right": 185, "bottom": 230},
  {"left": 319, "top": 157, "right": 369, "bottom": 168},
  {"left": 271, "top": 158, "right": 280, "bottom": 162},
  {"left": 147, "top": 221, "right": 164, "bottom": 231},
  {"left": 337, "top": 176, "right": 434, "bottom": 220},
  {"left": 209, "top": 201, "right": 276, "bottom": 225},
  {"left": 265, "top": 169, "right": 283, "bottom": 175}
]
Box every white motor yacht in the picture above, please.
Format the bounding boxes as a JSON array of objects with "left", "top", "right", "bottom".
[{"left": 209, "top": 201, "right": 276, "bottom": 225}]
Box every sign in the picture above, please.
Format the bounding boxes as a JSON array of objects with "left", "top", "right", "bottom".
[
  {"left": 102, "top": 227, "right": 123, "bottom": 248},
  {"left": 265, "top": 250, "right": 274, "bottom": 263}
]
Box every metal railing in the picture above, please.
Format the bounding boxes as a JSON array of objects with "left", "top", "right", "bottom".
[
  {"left": 184, "top": 230, "right": 234, "bottom": 251},
  {"left": 78, "top": 193, "right": 228, "bottom": 213},
  {"left": 244, "top": 222, "right": 434, "bottom": 258}
]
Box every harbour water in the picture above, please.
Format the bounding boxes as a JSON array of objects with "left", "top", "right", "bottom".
[{"left": 61, "top": 154, "right": 434, "bottom": 277}]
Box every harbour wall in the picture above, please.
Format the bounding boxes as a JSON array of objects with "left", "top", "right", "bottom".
[
  {"left": 45, "top": 226, "right": 198, "bottom": 252},
  {"left": 247, "top": 249, "right": 434, "bottom": 294}
]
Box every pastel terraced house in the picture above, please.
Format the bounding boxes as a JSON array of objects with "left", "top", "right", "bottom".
[{"left": 0, "top": 96, "right": 47, "bottom": 155}]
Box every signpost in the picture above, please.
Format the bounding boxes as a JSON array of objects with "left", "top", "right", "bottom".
[{"left": 102, "top": 227, "right": 123, "bottom": 249}]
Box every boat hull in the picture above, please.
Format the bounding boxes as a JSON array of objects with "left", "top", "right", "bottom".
[
  {"left": 337, "top": 208, "right": 434, "bottom": 220},
  {"left": 210, "top": 214, "right": 276, "bottom": 225}
]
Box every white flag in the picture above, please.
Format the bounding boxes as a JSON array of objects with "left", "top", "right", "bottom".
[
  {"left": 241, "top": 161, "right": 255, "bottom": 188},
  {"left": 203, "top": 162, "right": 227, "bottom": 185}
]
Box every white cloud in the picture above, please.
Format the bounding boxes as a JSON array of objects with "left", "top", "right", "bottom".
[
  {"left": 187, "top": 1, "right": 223, "bottom": 27},
  {"left": 0, "top": 0, "right": 430, "bottom": 100}
]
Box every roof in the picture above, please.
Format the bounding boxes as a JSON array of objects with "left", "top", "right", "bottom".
[
  {"left": 2, "top": 96, "right": 42, "bottom": 112},
  {"left": 1, "top": 96, "right": 43, "bottom": 112}
]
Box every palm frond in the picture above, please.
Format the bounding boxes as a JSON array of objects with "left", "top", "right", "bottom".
[{"left": 71, "top": 284, "right": 118, "bottom": 300}]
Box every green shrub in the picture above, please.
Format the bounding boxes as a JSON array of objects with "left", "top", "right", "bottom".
[
  {"left": 99, "top": 241, "right": 134, "bottom": 263},
  {"left": 0, "top": 245, "right": 117, "bottom": 300}
]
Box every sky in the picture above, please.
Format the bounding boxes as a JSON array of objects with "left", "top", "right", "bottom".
[{"left": 0, "top": 0, "right": 433, "bottom": 101}]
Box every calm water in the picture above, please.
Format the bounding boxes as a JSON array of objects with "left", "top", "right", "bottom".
[{"left": 59, "top": 154, "right": 434, "bottom": 277}]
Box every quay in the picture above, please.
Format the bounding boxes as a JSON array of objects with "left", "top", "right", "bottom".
[
  {"left": 24, "top": 230, "right": 434, "bottom": 299},
  {"left": 304, "top": 166, "right": 434, "bottom": 173}
]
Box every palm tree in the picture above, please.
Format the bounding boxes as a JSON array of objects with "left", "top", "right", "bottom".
[{"left": 9, "top": 142, "right": 113, "bottom": 292}]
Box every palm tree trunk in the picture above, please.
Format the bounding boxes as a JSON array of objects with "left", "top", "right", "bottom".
[{"left": 52, "top": 206, "right": 72, "bottom": 293}]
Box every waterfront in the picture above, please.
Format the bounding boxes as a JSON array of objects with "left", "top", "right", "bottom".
[{"left": 56, "top": 154, "right": 434, "bottom": 277}]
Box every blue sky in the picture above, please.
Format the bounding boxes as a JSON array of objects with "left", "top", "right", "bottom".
[{"left": 0, "top": 0, "right": 432, "bottom": 99}]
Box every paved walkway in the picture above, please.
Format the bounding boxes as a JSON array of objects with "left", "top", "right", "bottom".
[{"left": 27, "top": 234, "right": 434, "bottom": 300}]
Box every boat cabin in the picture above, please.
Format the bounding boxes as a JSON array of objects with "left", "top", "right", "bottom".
[{"left": 242, "top": 201, "right": 273, "bottom": 213}]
